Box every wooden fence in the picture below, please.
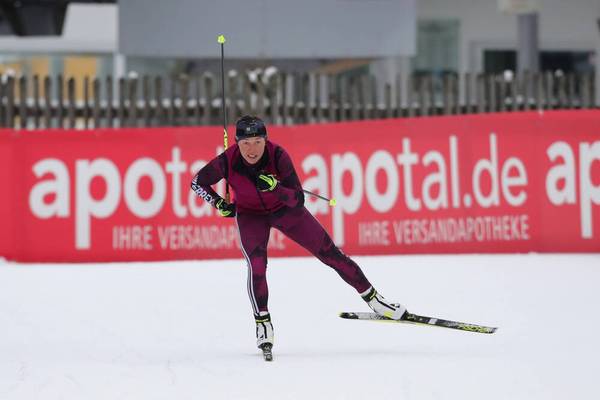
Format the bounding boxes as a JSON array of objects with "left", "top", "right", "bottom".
[{"left": 0, "top": 70, "right": 596, "bottom": 129}]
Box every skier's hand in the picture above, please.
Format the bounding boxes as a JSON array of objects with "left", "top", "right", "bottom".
[
  {"left": 256, "top": 174, "right": 278, "bottom": 192},
  {"left": 215, "top": 198, "right": 236, "bottom": 218}
]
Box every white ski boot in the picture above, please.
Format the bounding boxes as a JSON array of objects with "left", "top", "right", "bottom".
[
  {"left": 361, "top": 287, "right": 407, "bottom": 320},
  {"left": 255, "top": 312, "right": 274, "bottom": 361},
  {"left": 255, "top": 311, "right": 274, "bottom": 347}
]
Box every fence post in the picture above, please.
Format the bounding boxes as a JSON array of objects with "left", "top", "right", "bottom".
[
  {"left": 452, "top": 74, "right": 460, "bottom": 114},
  {"left": 227, "top": 71, "right": 237, "bottom": 125},
  {"left": 154, "top": 76, "right": 163, "bottom": 126},
  {"left": 92, "top": 77, "right": 101, "bottom": 128},
  {"left": 581, "top": 72, "right": 591, "bottom": 108},
  {"left": 476, "top": 73, "right": 485, "bottom": 113},
  {"left": 0, "top": 78, "right": 4, "bottom": 127},
  {"left": 192, "top": 76, "right": 201, "bottom": 125},
  {"left": 510, "top": 73, "right": 519, "bottom": 111},
  {"left": 83, "top": 76, "right": 90, "bottom": 129},
  {"left": 302, "top": 73, "right": 311, "bottom": 123},
  {"left": 522, "top": 70, "right": 531, "bottom": 111},
  {"left": 168, "top": 77, "right": 176, "bottom": 126},
  {"left": 315, "top": 73, "right": 323, "bottom": 123},
  {"left": 202, "top": 72, "right": 214, "bottom": 126},
  {"left": 498, "top": 75, "right": 507, "bottom": 112},
  {"left": 281, "top": 72, "right": 289, "bottom": 125},
  {"left": 350, "top": 77, "right": 360, "bottom": 121},
  {"left": 106, "top": 76, "right": 114, "bottom": 128},
  {"left": 67, "top": 77, "right": 76, "bottom": 129},
  {"left": 290, "top": 74, "right": 300, "bottom": 124},
  {"left": 557, "top": 72, "right": 567, "bottom": 109},
  {"left": 463, "top": 72, "right": 471, "bottom": 114},
  {"left": 18, "top": 76, "right": 27, "bottom": 129},
  {"left": 43, "top": 76, "right": 51, "bottom": 128},
  {"left": 338, "top": 76, "right": 348, "bottom": 121},
  {"left": 407, "top": 74, "right": 415, "bottom": 117},
  {"left": 129, "top": 75, "right": 139, "bottom": 126},
  {"left": 419, "top": 75, "right": 428, "bottom": 116},
  {"left": 142, "top": 75, "right": 151, "bottom": 126},
  {"left": 257, "top": 72, "right": 267, "bottom": 121},
  {"left": 33, "top": 75, "right": 40, "bottom": 129},
  {"left": 545, "top": 71, "right": 554, "bottom": 110},
  {"left": 488, "top": 74, "right": 497, "bottom": 113},
  {"left": 385, "top": 83, "right": 392, "bottom": 118},
  {"left": 567, "top": 73, "right": 575, "bottom": 109},
  {"left": 535, "top": 72, "right": 543, "bottom": 111},
  {"left": 179, "top": 75, "right": 189, "bottom": 125},
  {"left": 327, "top": 75, "right": 337, "bottom": 122},
  {"left": 443, "top": 74, "right": 452, "bottom": 115},
  {"left": 360, "top": 75, "right": 368, "bottom": 120},
  {"left": 268, "top": 73, "right": 280, "bottom": 125},
  {"left": 395, "top": 73, "right": 403, "bottom": 117},
  {"left": 369, "top": 75, "right": 378, "bottom": 119},
  {"left": 6, "top": 76, "right": 15, "bottom": 128},
  {"left": 242, "top": 72, "right": 253, "bottom": 117},
  {"left": 117, "top": 77, "right": 126, "bottom": 127}
]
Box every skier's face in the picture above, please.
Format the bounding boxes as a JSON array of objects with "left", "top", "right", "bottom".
[{"left": 238, "top": 137, "right": 266, "bottom": 165}]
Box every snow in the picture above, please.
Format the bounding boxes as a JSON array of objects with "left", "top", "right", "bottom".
[{"left": 1, "top": 253, "right": 599, "bottom": 400}]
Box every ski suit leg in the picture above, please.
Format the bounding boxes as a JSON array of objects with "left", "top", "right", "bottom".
[
  {"left": 235, "top": 213, "right": 272, "bottom": 315},
  {"left": 271, "top": 206, "right": 372, "bottom": 293}
]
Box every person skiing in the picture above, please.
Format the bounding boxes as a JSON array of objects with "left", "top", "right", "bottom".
[{"left": 191, "top": 115, "right": 407, "bottom": 357}]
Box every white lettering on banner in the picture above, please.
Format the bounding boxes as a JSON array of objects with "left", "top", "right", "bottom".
[
  {"left": 28, "top": 147, "right": 226, "bottom": 250},
  {"left": 109, "top": 224, "right": 287, "bottom": 251},
  {"left": 157, "top": 225, "right": 238, "bottom": 250},
  {"left": 329, "top": 134, "right": 528, "bottom": 246},
  {"left": 123, "top": 158, "right": 166, "bottom": 218},
  {"left": 76, "top": 159, "right": 121, "bottom": 249},
  {"left": 579, "top": 142, "right": 600, "bottom": 238},
  {"left": 113, "top": 225, "right": 153, "bottom": 250},
  {"left": 501, "top": 157, "right": 528, "bottom": 206},
  {"left": 331, "top": 153, "right": 363, "bottom": 245},
  {"left": 358, "top": 220, "right": 390, "bottom": 246},
  {"left": 166, "top": 147, "right": 188, "bottom": 218},
  {"left": 386, "top": 215, "right": 530, "bottom": 246},
  {"left": 422, "top": 150, "right": 448, "bottom": 210},
  {"left": 397, "top": 138, "right": 421, "bottom": 211},
  {"left": 365, "top": 151, "right": 398, "bottom": 213},
  {"left": 450, "top": 136, "right": 461, "bottom": 208},
  {"left": 29, "top": 159, "right": 70, "bottom": 218},
  {"left": 546, "top": 140, "right": 600, "bottom": 239},
  {"left": 473, "top": 133, "right": 500, "bottom": 207},
  {"left": 546, "top": 142, "right": 576, "bottom": 205}
]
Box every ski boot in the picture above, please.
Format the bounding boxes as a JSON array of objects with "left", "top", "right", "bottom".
[
  {"left": 361, "top": 287, "right": 407, "bottom": 320},
  {"left": 255, "top": 312, "right": 274, "bottom": 361}
]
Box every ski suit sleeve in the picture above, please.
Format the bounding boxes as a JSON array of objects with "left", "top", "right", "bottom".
[
  {"left": 273, "top": 147, "right": 305, "bottom": 208},
  {"left": 190, "top": 153, "right": 228, "bottom": 207}
]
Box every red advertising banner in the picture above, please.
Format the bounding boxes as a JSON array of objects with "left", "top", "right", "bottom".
[{"left": 0, "top": 110, "right": 599, "bottom": 262}]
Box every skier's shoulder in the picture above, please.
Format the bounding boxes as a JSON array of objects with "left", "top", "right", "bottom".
[{"left": 266, "top": 140, "right": 291, "bottom": 165}]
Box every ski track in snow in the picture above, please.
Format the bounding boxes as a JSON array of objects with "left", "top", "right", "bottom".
[{"left": 1, "top": 253, "right": 599, "bottom": 400}]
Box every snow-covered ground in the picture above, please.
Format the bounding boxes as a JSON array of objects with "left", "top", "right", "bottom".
[{"left": 1, "top": 253, "right": 598, "bottom": 400}]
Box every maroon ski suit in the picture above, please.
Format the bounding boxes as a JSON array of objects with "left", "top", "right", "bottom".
[{"left": 191, "top": 140, "right": 371, "bottom": 315}]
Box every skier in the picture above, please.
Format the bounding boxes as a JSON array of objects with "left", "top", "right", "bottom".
[{"left": 191, "top": 115, "right": 407, "bottom": 357}]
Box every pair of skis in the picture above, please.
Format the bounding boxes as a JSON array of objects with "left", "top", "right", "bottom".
[{"left": 259, "top": 311, "right": 497, "bottom": 361}]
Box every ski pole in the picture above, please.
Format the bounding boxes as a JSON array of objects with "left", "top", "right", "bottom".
[
  {"left": 303, "top": 189, "right": 337, "bottom": 207},
  {"left": 217, "top": 34, "right": 230, "bottom": 202}
]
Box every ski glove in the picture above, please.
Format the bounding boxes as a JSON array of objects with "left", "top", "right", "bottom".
[
  {"left": 256, "top": 174, "right": 278, "bottom": 192},
  {"left": 215, "top": 198, "right": 236, "bottom": 218}
]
